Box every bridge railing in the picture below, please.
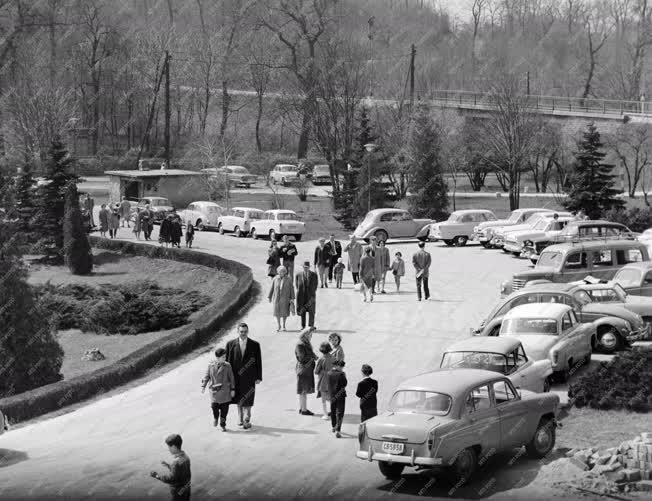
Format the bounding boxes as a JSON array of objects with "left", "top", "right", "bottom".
[{"left": 424, "top": 90, "right": 651, "bottom": 117}]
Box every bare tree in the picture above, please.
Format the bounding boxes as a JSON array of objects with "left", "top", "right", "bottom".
[
  {"left": 609, "top": 124, "right": 652, "bottom": 197},
  {"left": 471, "top": 0, "right": 485, "bottom": 78},
  {"left": 581, "top": 4, "right": 611, "bottom": 100},
  {"left": 528, "top": 121, "right": 562, "bottom": 193}
]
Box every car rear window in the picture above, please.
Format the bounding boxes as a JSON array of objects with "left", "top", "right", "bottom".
[
  {"left": 388, "top": 390, "right": 451, "bottom": 416},
  {"left": 501, "top": 317, "right": 558, "bottom": 335},
  {"left": 616, "top": 249, "right": 643, "bottom": 264}
]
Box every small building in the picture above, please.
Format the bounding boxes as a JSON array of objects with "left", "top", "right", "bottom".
[{"left": 105, "top": 169, "right": 209, "bottom": 208}]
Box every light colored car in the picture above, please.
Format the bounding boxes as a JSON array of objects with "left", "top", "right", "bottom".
[
  {"left": 201, "top": 165, "right": 257, "bottom": 188},
  {"left": 130, "top": 197, "right": 173, "bottom": 223},
  {"left": 356, "top": 369, "right": 560, "bottom": 481},
  {"left": 440, "top": 337, "right": 553, "bottom": 393},
  {"left": 428, "top": 209, "right": 497, "bottom": 247},
  {"left": 502, "top": 216, "right": 573, "bottom": 256},
  {"left": 311, "top": 164, "right": 331, "bottom": 185},
  {"left": 499, "top": 303, "right": 593, "bottom": 381},
  {"left": 492, "top": 212, "right": 572, "bottom": 249},
  {"left": 352, "top": 208, "right": 432, "bottom": 243},
  {"left": 217, "top": 207, "right": 264, "bottom": 237},
  {"left": 177, "top": 201, "right": 225, "bottom": 231},
  {"left": 249, "top": 210, "right": 306, "bottom": 241},
  {"left": 613, "top": 261, "right": 652, "bottom": 297},
  {"left": 269, "top": 164, "right": 300, "bottom": 186},
  {"left": 473, "top": 208, "right": 552, "bottom": 248}
]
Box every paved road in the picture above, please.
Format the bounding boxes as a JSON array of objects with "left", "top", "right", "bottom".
[{"left": 0, "top": 230, "right": 585, "bottom": 501}]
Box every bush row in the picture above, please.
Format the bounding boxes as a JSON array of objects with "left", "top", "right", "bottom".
[
  {"left": 604, "top": 207, "right": 652, "bottom": 233},
  {"left": 0, "top": 238, "right": 253, "bottom": 422}
]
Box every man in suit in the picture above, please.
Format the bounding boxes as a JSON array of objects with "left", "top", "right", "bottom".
[
  {"left": 324, "top": 234, "right": 342, "bottom": 283},
  {"left": 225, "top": 323, "right": 262, "bottom": 429},
  {"left": 314, "top": 238, "right": 330, "bottom": 287},
  {"left": 412, "top": 241, "right": 432, "bottom": 301},
  {"left": 295, "top": 260, "right": 318, "bottom": 329},
  {"left": 355, "top": 364, "right": 378, "bottom": 422}
]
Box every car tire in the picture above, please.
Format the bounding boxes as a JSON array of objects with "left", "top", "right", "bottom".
[
  {"left": 374, "top": 230, "right": 388, "bottom": 243},
  {"left": 455, "top": 236, "right": 468, "bottom": 247},
  {"left": 218, "top": 223, "right": 224, "bottom": 235},
  {"left": 378, "top": 461, "right": 405, "bottom": 480},
  {"left": 196, "top": 219, "right": 205, "bottom": 231},
  {"left": 597, "top": 326, "right": 623, "bottom": 354},
  {"left": 443, "top": 240, "right": 454, "bottom": 246},
  {"left": 525, "top": 418, "right": 556, "bottom": 459},
  {"left": 294, "top": 234, "right": 303, "bottom": 241},
  {"left": 449, "top": 447, "right": 478, "bottom": 483},
  {"left": 234, "top": 226, "right": 242, "bottom": 238},
  {"left": 250, "top": 228, "right": 258, "bottom": 239}
]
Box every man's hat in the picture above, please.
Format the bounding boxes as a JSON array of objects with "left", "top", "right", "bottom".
[{"left": 303, "top": 260, "right": 310, "bottom": 267}]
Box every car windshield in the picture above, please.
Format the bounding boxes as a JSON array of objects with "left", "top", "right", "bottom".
[
  {"left": 447, "top": 213, "right": 461, "bottom": 222},
  {"left": 534, "top": 220, "right": 549, "bottom": 230},
  {"left": 537, "top": 251, "right": 562, "bottom": 268},
  {"left": 507, "top": 211, "right": 522, "bottom": 223},
  {"left": 388, "top": 390, "right": 451, "bottom": 416},
  {"left": 614, "top": 269, "right": 642, "bottom": 287},
  {"left": 314, "top": 166, "right": 330, "bottom": 174},
  {"left": 280, "top": 165, "right": 298, "bottom": 172},
  {"left": 149, "top": 199, "right": 169, "bottom": 207},
  {"left": 524, "top": 214, "right": 543, "bottom": 226},
  {"left": 501, "top": 317, "right": 558, "bottom": 335},
  {"left": 248, "top": 211, "right": 263, "bottom": 219},
  {"left": 588, "top": 286, "right": 626, "bottom": 302},
  {"left": 441, "top": 352, "right": 509, "bottom": 374},
  {"left": 276, "top": 212, "right": 299, "bottom": 221}
]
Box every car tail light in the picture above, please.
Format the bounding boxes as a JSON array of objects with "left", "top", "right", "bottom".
[{"left": 358, "top": 422, "right": 366, "bottom": 443}]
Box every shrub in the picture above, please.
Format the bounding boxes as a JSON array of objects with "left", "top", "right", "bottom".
[
  {"left": 63, "top": 183, "right": 93, "bottom": 274},
  {"left": 604, "top": 206, "right": 652, "bottom": 233},
  {"left": 568, "top": 350, "right": 652, "bottom": 412}
]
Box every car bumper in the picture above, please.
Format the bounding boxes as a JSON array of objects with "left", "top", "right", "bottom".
[
  {"left": 627, "top": 323, "right": 651, "bottom": 342},
  {"left": 503, "top": 242, "right": 522, "bottom": 253},
  {"left": 473, "top": 232, "right": 489, "bottom": 242},
  {"left": 356, "top": 450, "right": 442, "bottom": 467},
  {"left": 492, "top": 237, "right": 505, "bottom": 247}
]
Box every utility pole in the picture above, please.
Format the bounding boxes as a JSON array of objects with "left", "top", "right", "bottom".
[
  {"left": 526, "top": 71, "right": 530, "bottom": 95},
  {"left": 164, "top": 50, "right": 171, "bottom": 169},
  {"left": 409, "top": 44, "right": 416, "bottom": 113}
]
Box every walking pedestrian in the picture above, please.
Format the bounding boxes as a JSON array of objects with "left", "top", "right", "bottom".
[
  {"left": 324, "top": 234, "right": 342, "bottom": 283},
  {"left": 280, "top": 234, "right": 298, "bottom": 278},
  {"left": 267, "top": 239, "right": 281, "bottom": 278},
  {"left": 329, "top": 333, "right": 345, "bottom": 362},
  {"left": 98, "top": 203, "right": 110, "bottom": 237},
  {"left": 171, "top": 216, "right": 183, "bottom": 248},
  {"left": 109, "top": 205, "right": 120, "bottom": 239},
  {"left": 268, "top": 265, "right": 295, "bottom": 332},
  {"left": 119, "top": 197, "right": 131, "bottom": 227},
  {"left": 314, "top": 237, "right": 330, "bottom": 287},
  {"left": 327, "top": 360, "right": 347, "bottom": 438},
  {"left": 333, "top": 258, "right": 345, "bottom": 288},
  {"left": 149, "top": 434, "right": 191, "bottom": 501},
  {"left": 412, "top": 241, "right": 432, "bottom": 301},
  {"left": 225, "top": 323, "right": 262, "bottom": 430},
  {"left": 375, "top": 240, "right": 390, "bottom": 293},
  {"left": 133, "top": 207, "right": 142, "bottom": 240},
  {"left": 201, "top": 348, "right": 235, "bottom": 431},
  {"left": 344, "top": 235, "right": 363, "bottom": 284},
  {"left": 355, "top": 364, "right": 378, "bottom": 422},
  {"left": 368, "top": 237, "right": 379, "bottom": 292},
  {"left": 83, "top": 193, "right": 95, "bottom": 227},
  {"left": 295, "top": 261, "right": 318, "bottom": 329},
  {"left": 390, "top": 252, "right": 405, "bottom": 292},
  {"left": 359, "top": 246, "right": 375, "bottom": 302},
  {"left": 160, "top": 214, "right": 173, "bottom": 247},
  {"left": 185, "top": 223, "right": 195, "bottom": 248},
  {"left": 315, "top": 342, "right": 334, "bottom": 420},
  {"left": 141, "top": 204, "right": 154, "bottom": 241},
  {"left": 295, "top": 328, "right": 317, "bottom": 415}
]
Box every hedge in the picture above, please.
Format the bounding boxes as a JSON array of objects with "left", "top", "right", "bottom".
[{"left": 0, "top": 237, "right": 253, "bottom": 422}]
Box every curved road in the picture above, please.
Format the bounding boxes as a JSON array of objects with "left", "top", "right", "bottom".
[{"left": 1, "top": 230, "right": 573, "bottom": 501}]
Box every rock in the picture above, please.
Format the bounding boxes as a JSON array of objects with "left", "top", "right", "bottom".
[
  {"left": 642, "top": 432, "right": 652, "bottom": 440},
  {"left": 596, "top": 455, "right": 611, "bottom": 465},
  {"left": 618, "top": 442, "right": 630, "bottom": 454},
  {"left": 591, "top": 464, "right": 614, "bottom": 476},
  {"left": 607, "top": 462, "right": 623, "bottom": 472},
  {"left": 569, "top": 456, "right": 590, "bottom": 471},
  {"left": 606, "top": 447, "right": 617, "bottom": 455},
  {"left": 623, "top": 469, "right": 642, "bottom": 482},
  {"left": 627, "top": 459, "right": 639, "bottom": 469},
  {"left": 565, "top": 448, "right": 577, "bottom": 458},
  {"left": 573, "top": 451, "right": 591, "bottom": 464},
  {"left": 604, "top": 470, "right": 627, "bottom": 483},
  {"left": 81, "top": 348, "right": 106, "bottom": 361},
  {"left": 636, "top": 480, "right": 652, "bottom": 492}
]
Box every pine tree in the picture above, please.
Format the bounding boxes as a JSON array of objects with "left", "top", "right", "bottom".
[
  {"left": 563, "top": 123, "right": 625, "bottom": 218},
  {"left": 63, "top": 183, "right": 93, "bottom": 275},
  {"left": 39, "top": 139, "right": 79, "bottom": 254},
  {"left": 408, "top": 104, "right": 449, "bottom": 220},
  {"left": 14, "top": 162, "right": 37, "bottom": 233}
]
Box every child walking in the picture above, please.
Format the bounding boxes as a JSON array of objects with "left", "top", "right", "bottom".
[
  {"left": 390, "top": 252, "right": 405, "bottom": 292},
  {"left": 185, "top": 222, "right": 195, "bottom": 248},
  {"left": 327, "top": 359, "right": 347, "bottom": 438},
  {"left": 355, "top": 364, "right": 378, "bottom": 422},
  {"left": 150, "top": 434, "right": 192, "bottom": 501},
  {"left": 201, "top": 347, "right": 235, "bottom": 431},
  {"left": 333, "top": 257, "right": 345, "bottom": 289}
]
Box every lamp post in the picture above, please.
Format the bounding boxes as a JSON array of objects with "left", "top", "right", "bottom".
[{"left": 364, "top": 142, "right": 377, "bottom": 213}]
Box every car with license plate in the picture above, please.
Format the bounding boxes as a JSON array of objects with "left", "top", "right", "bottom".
[
  {"left": 177, "top": 201, "right": 225, "bottom": 231},
  {"left": 353, "top": 208, "right": 432, "bottom": 243},
  {"left": 503, "top": 216, "right": 573, "bottom": 257},
  {"left": 492, "top": 212, "right": 572, "bottom": 249},
  {"left": 130, "top": 196, "right": 173, "bottom": 223},
  {"left": 201, "top": 165, "right": 257, "bottom": 188},
  {"left": 428, "top": 210, "right": 497, "bottom": 247},
  {"left": 269, "top": 164, "right": 300, "bottom": 186},
  {"left": 502, "top": 240, "right": 650, "bottom": 296},
  {"left": 473, "top": 282, "right": 647, "bottom": 353},
  {"left": 473, "top": 208, "right": 552, "bottom": 248},
  {"left": 311, "top": 164, "right": 331, "bottom": 185},
  {"left": 613, "top": 261, "right": 652, "bottom": 297},
  {"left": 217, "top": 207, "right": 264, "bottom": 237},
  {"left": 248, "top": 209, "right": 305, "bottom": 241},
  {"left": 440, "top": 337, "right": 553, "bottom": 393},
  {"left": 356, "top": 369, "right": 560, "bottom": 481},
  {"left": 498, "top": 303, "right": 593, "bottom": 381}
]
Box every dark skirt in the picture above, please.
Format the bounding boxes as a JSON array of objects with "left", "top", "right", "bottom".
[{"left": 296, "top": 360, "right": 315, "bottom": 394}]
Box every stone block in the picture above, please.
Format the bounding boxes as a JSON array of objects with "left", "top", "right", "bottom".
[
  {"left": 596, "top": 455, "right": 611, "bottom": 465},
  {"left": 642, "top": 470, "right": 652, "bottom": 480},
  {"left": 591, "top": 464, "right": 614, "bottom": 476},
  {"left": 569, "top": 456, "right": 590, "bottom": 471},
  {"left": 607, "top": 455, "right": 621, "bottom": 465},
  {"left": 628, "top": 450, "right": 636, "bottom": 458},
  {"left": 604, "top": 470, "right": 626, "bottom": 483},
  {"left": 565, "top": 448, "right": 576, "bottom": 458},
  {"left": 623, "top": 469, "right": 642, "bottom": 482},
  {"left": 646, "top": 444, "right": 652, "bottom": 455},
  {"left": 618, "top": 442, "right": 630, "bottom": 454},
  {"left": 636, "top": 480, "right": 652, "bottom": 492}
]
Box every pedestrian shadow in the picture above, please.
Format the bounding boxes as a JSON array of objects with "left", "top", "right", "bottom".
[
  {"left": 235, "top": 425, "right": 319, "bottom": 437},
  {"left": 91, "top": 271, "right": 127, "bottom": 277},
  {"left": 0, "top": 448, "right": 29, "bottom": 468}
]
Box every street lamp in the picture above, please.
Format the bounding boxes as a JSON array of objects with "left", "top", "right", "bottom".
[{"left": 364, "top": 143, "right": 377, "bottom": 213}]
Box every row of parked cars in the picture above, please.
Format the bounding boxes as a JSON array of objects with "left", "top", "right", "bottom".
[{"left": 201, "top": 163, "right": 334, "bottom": 188}]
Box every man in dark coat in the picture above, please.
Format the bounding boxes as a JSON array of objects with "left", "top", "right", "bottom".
[
  {"left": 140, "top": 204, "right": 154, "bottom": 241},
  {"left": 83, "top": 193, "right": 95, "bottom": 227},
  {"left": 225, "top": 323, "right": 262, "bottom": 429},
  {"left": 295, "top": 261, "right": 318, "bottom": 329},
  {"left": 324, "top": 234, "right": 342, "bottom": 283},
  {"left": 314, "top": 238, "right": 330, "bottom": 288},
  {"left": 279, "top": 234, "right": 298, "bottom": 278},
  {"left": 412, "top": 241, "right": 432, "bottom": 301}
]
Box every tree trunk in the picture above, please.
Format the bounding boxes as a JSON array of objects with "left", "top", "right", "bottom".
[
  {"left": 220, "top": 80, "right": 229, "bottom": 138},
  {"left": 255, "top": 92, "right": 263, "bottom": 153},
  {"left": 92, "top": 78, "right": 100, "bottom": 155},
  {"left": 297, "top": 96, "right": 312, "bottom": 159}
]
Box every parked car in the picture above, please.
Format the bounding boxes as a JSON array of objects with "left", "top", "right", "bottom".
[
  {"left": 502, "top": 240, "right": 650, "bottom": 296},
  {"left": 353, "top": 208, "right": 432, "bottom": 243},
  {"left": 217, "top": 207, "right": 264, "bottom": 237},
  {"left": 248, "top": 209, "right": 305, "bottom": 241},
  {"left": 473, "top": 208, "right": 553, "bottom": 248},
  {"left": 177, "top": 201, "right": 225, "bottom": 231},
  {"left": 502, "top": 216, "right": 573, "bottom": 256},
  {"left": 613, "top": 261, "right": 652, "bottom": 297},
  {"left": 428, "top": 210, "right": 497, "bottom": 247},
  {"left": 440, "top": 337, "right": 553, "bottom": 393},
  {"left": 492, "top": 212, "right": 572, "bottom": 249},
  {"left": 201, "top": 165, "right": 257, "bottom": 188},
  {"left": 474, "top": 282, "right": 647, "bottom": 353},
  {"left": 269, "top": 164, "right": 300, "bottom": 186},
  {"left": 310, "top": 164, "right": 332, "bottom": 185},
  {"left": 0, "top": 410, "right": 7, "bottom": 435},
  {"left": 356, "top": 369, "right": 560, "bottom": 481},
  {"left": 574, "top": 280, "right": 652, "bottom": 326},
  {"left": 130, "top": 197, "right": 173, "bottom": 223},
  {"left": 498, "top": 303, "right": 593, "bottom": 381}
]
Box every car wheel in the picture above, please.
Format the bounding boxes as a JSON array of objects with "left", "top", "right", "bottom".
[
  {"left": 378, "top": 461, "right": 405, "bottom": 480},
  {"left": 525, "top": 418, "right": 556, "bottom": 458},
  {"left": 294, "top": 234, "right": 303, "bottom": 241},
  {"left": 374, "top": 230, "right": 388, "bottom": 243},
  {"left": 443, "top": 240, "right": 454, "bottom": 246},
  {"left": 455, "top": 236, "right": 468, "bottom": 247},
  {"left": 218, "top": 223, "right": 224, "bottom": 235},
  {"left": 269, "top": 229, "right": 277, "bottom": 241},
  {"left": 597, "top": 327, "right": 622, "bottom": 354},
  {"left": 250, "top": 228, "right": 258, "bottom": 239},
  {"left": 234, "top": 226, "right": 242, "bottom": 238},
  {"left": 450, "top": 447, "right": 478, "bottom": 482},
  {"left": 196, "top": 219, "right": 205, "bottom": 231}
]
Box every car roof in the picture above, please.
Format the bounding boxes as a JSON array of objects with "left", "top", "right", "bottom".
[
  {"left": 276, "top": 164, "right": 297, "bottom": 168},
  {"left": 397, "top": 369, "right": 504, "bottom": 394},
  {"left": 142, "top": 197, "right": 168, "bottom": 201},
  {"left": 578, "top": 282, "right": 620, "bottom": 290},
  {"left": 192, "top": 201, "right": 221, "bottom": 206},
  {"left": 541, "top": 240, "right": 645, "bottom": 254},
  {"left": 223, "top": 165, "right": 246, "bottom": 169},
  {"left": 564, "top": 220, "right": 628, "bottom": 228},
  {"left": 265, "top": 209, "right": 297, "bottom": 214},
  {"left": 452, "top": 209, "right": 494, "bottom": 214},
  {"left": 445, "top": 337, "right": 521, "bottom": 354},
  {"left": 368, "top": 208, "right": 406, "bottom": 214},
  {"left": 231, "top": 206, "right": 263, "bottom": 212},
  {"left": 504, "top": 303, "right": 570, "bottom": 318},
  {"left": 518, "top": 282, "right": 577, "bottom": 293},
  {"left": 617, "top": 261, "right": 652, "bottom": 271}
]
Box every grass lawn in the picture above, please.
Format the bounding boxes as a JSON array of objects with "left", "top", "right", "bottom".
[{"left": 27, "top": 249, "right": 236, "bottom": 380}]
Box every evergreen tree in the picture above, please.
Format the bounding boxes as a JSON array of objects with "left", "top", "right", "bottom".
[
  {"left": 63, "top": 183, "right": 93, "bottom": 275},
  {"left": 39, "top": 139, "right": 79, "bottom": 254},
  {"left": 14, "top": 162, "right": 37, "bottom": 233},
  {"left": 563, "top": 123, "right": 625, "bottom": 218},
  {"left": 408, "top": 104, "right": 449, "bottom": 220}
]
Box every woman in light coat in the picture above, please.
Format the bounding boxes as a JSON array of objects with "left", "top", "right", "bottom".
[
  {"left": 268, "top": 265, "right": 295, "bottom": 332},
  {"left": 314, "top": 342, "right": 334, "bottom": 420},
  {"left": 295, "top": 328, "right": 318, "bottom": 415},
  {"left": 344, "top": 235, "right": 363, "bottom": 284},
  {"left": 132, "top": 207, "right": 142, "bottom": 239}
]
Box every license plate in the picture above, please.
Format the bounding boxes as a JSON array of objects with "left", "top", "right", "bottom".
[{"left": 382, "top": 442, "right": 404, "bottom": 454}]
